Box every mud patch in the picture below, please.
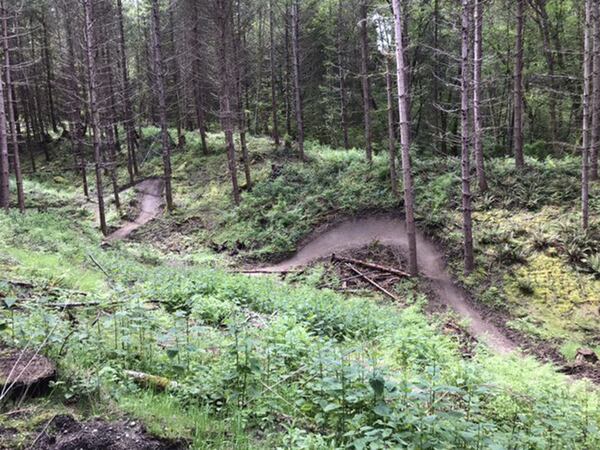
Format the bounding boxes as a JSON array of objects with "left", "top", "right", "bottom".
[{"left": 31, "top": 414, "right": 185, "bottom": 450}]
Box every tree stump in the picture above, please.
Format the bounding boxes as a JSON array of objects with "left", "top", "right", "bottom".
[
  {"left": 575, "top": 347, "right": 599, "bottom": 364},
  {"left": 0, "top": 347, "right": 56, "bottom": 400}
]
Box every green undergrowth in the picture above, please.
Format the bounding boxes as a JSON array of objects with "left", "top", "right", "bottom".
[{"left": 1, "top": 183, "right": 600, "bottom": 449}]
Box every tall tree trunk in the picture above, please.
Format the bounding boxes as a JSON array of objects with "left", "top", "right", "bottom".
[
  {"left": 591, "top": 0, "right": 600, "bottom": 180},
  {"left": 291, "top": 0, "right": 304, "bottom": 160},
  {"left": 40, "top": 14, "right": 58, "bottom": 133},
  {"left": 582, "top": 0, "right": 592, "bottom": 230},
  {"left": 461, "top": 0, "right": 475, "bottom": 274},
  {"left": 117, "top": 0, "right": 139, "bottom": 181},
  {"left": 269, "top": 0, "right": 280, "bottom": 147},
  {"left": 150, "top": 0, "right": 174, "bottom": 211},
  {"left": 191, "top": 0, "right": 209, "bottom": 155},
  {"left": 385, "top": 57, "right": 398, "bottom": 198},
  {"left": 215, "top": 0, "right": 240, "bottom": 204},
  {"left": 337, "top": 0, "right": 349, "bottom": 149},
  {"left": 392, "top": 0, "right": 417, "bottom": 276},
  {"left": 513, "top": 0, "right": 525, "bottom": 169},
  {"left": 234, "top": 0, "right": 252, "bottom": 189},
  {"left": 360, "top": 0, "right": 372, "bottom": 162},
  {"left": 0, "top": 42, "right": 8, "bottom": 210},
  {"left": 83, "top": 0, "right": 107, "bottom": 235},
  {"left": 2, "top": 2, "right": 24, "bottom": 212},
  {"left": 63, "top": 6, "right": 89, "bottom": 199},
  {"left": 284, "top": 1, "right": 292, "bottom": 146},
  {"left": 472, "top": 0, "right": 487, "bottom": 191}
]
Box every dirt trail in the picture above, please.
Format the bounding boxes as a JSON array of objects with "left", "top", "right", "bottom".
[
  {"left": 106, "top": 178, "right": 164, "bottom": 242},
  {"left": 262, "top": 216, "right": 516, "bottom": 354}
]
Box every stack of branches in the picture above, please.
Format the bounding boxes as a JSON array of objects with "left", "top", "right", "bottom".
[{"left": 326, "top": 253, "right": 411, "bottom": 302}]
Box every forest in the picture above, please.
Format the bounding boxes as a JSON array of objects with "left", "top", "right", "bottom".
[{"left": 0, "top": 0, "right": 599, "bottom": 448}]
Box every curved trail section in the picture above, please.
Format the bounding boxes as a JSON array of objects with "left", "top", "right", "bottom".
[
  {"left": 106, "top": 178, "right": 164, "bottom": 242},
  {"left": 263, "top": 216, "right": 516, "bottom": 354}
]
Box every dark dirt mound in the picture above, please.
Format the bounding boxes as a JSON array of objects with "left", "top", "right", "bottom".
[
  {"left": 31, "top": 414, "right": 186, "bottom": 450},
  {"left": 0, "top": 347, "right": 56, "bottom": 399}
]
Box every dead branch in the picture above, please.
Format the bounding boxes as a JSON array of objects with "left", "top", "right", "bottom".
[{"left": 331, "top": 253, "right": 411, "bottom": 278}]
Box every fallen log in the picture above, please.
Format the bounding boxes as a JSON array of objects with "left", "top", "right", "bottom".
[
  {"left": 124, "top": 370, "right": 178, "bottom": 391},
  {"left": 345, "top": 263, "right": 401, "bottom": 302},
  {"left": 331, "top": 254, "right": 411, "bottom": 278},
  {"left": 237, "top": 268, "right": 296, "bottom": 274}
]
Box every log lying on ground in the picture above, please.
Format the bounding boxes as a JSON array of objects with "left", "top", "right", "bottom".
[
  {"left": 236, "top": 268, "right": 297, "bottom": 274},
  {"left": 0, "top": 347, "right": 56, "bottom": 400},
  {"left": 124, "top": 370, "right": 178, "bottom": 391},
  {"left": 345, "top": 263, "right": 401, "bottom": 302},
  {"left": 331, "top": 254, "right": 411, "bottom": 277}
]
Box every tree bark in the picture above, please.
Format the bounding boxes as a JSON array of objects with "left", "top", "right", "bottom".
[
  {"left": 150, "top": 0, "right": 174, "bottom": 211},
  {"left": 0, "top": 47, "right": 8, "bottom": 210},
  {"left": 117, "top": 0, "right": 139, "bottom": 181},
  {"left": 591, "top": 0, "right": 600, "bottom": 180},
  {"left": 392, "top": 0, "right": 417, "bottom": 276},
  {"left": 461, "top": 0, "right": 475, "bottom": 274},
  {"left": 291, "top": 0, "right": 305, "bottom": 160},
  {"left": 2, "top": 2, "right": 24, "bottom": 212},
  {"left": 269, "top": 0, "right": 280, "bottom": 147},
  {"left": 215, "top": 0, "right": 241, "bottom": 205},
  {"left": 233, "top": 0, "right": 252, "bottom": 190},
  {"left": 360, "top": 0, "right": 372, "bottom": 162},
  {"left": 385, "top": 57, "right": 398, "bottom": 198},
  {"left": 191, "top": 0, "right": 209, "bottom": 155},
  {"left": 582, "top": 0, "right": 592, "bottom": 230},
  {"left": 472, "top": 0, "right": 487, "bottom": 191},
  {"left": 337, "top": 0, "right": 349, "bottom": 149},
  {"left": 83, "top": 0, "right": 107, "bottom": 235},
  {"left": 63, "top": 5, "right": 89, "bottom": 199},
  {"left": 40, "top": 13, "right": 58, "bottom": 134},
  {"left": 513, "top": 0, "right": 526, "bottom": 169}
]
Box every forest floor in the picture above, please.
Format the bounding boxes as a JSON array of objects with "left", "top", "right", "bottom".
[{"left": 0, "top": 129, "right": 599, "bottom": 448}]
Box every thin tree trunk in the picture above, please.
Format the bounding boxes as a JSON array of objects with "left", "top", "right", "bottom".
[
  {"left": 2, "top": 2, "right": 24, "bottom": 212},
  {"left": 385, "top": 57, "right": 398, "bottom": 198},
  {"left": 40, "top": 14, "right": 58, "bottom": 133},
  {"left": 291, "top": 0, "right": 304, "bottom": 160},
  {"left": 269, "top": 0, "right": 280, "bottom": 147},
  {"left": 117, "top": 0, "right": 139, "bottom": 181},
  {"left": 513, "top": 0, "right": 525, "bottom": 169},
  {"left": 83, "top": 0, "right": 107, "bottom": 235},
  {"left": 234, "top": 0, "right": 252, "bottom": 189},
  {"left": 215, "top": 0, "right": 240, "bottom": 204},
  {"left": 461, "top": 0, "right": 474, "bottom": 274},
  {"left": 63, "top": 7, "right": 88, "bottom": 199},
  {"left": 192, "top": 0, "right": 209, "bottom": 155},
  {"left": 582, "top": 0, "right": 592, "bottom": 230},
  {"left": 591, "top": 0, "right": 600, "bottom": 180},
  {"left": 392, "top": 0, "right": 417, "bottom": 276},
  {"left": 337, "top": 0, "right": 349, "bottom": 149},
  {"left": 284, "top": 1, "right": 292, "bottom": 146},
  {"left": 150, "top": 0, "right": 174, "bottom": 211},
  {"left": 472, "top": 0, "right": 487, "bottom": 192},
  {"left": 0, "top": 43, "right": 8, "bottom": 210},
  {"left": 360, "top": 0, "right": 372, "bottom": 162}
]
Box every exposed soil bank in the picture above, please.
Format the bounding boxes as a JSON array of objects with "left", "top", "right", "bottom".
[{"left": 263, "top": 216, "right": 516, "bottom": 354}]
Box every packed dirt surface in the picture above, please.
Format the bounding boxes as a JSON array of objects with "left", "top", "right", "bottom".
[
  {"left": 106, "top": 178, "right": 164, "bottom": 242},
  {"left": 30, "top": 414, "right": 184, "bottom": 450},
  {"left": 263, "top": 216, "right": 517, "bottom": 354}
]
